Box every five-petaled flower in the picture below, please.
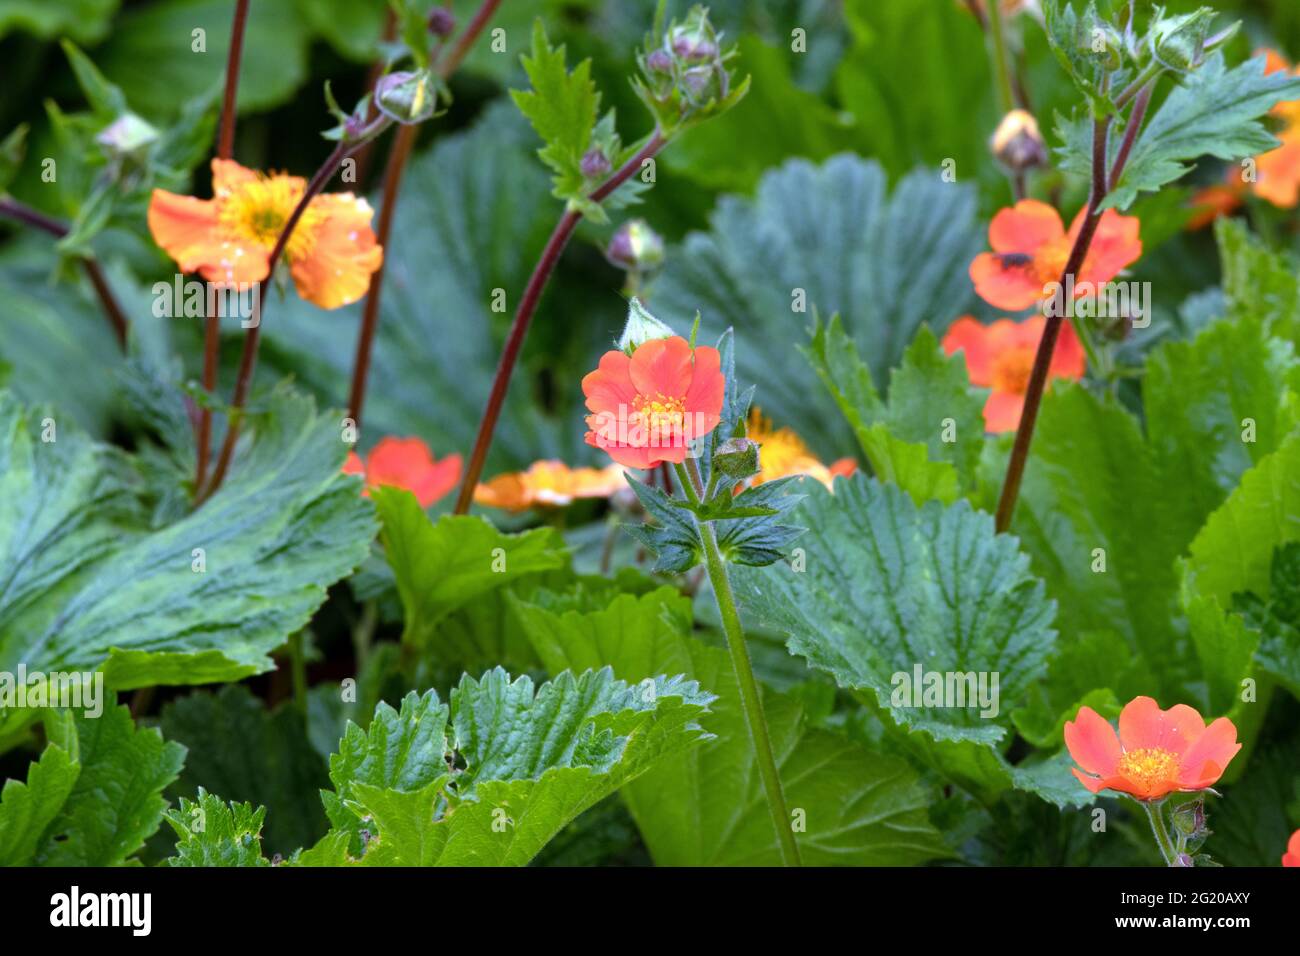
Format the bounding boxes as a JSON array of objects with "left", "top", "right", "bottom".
[
  {"left": 1065, "top": 696, "right": 1242, "bottom": 801},
  {"left": 343, "top": 436, "right": 461, "bottom": 508},
  {"left": 746, "top": 409, "right": 855, "bottom": 489},
  {"left": 942, "top": 314, "right": 1085, "bottom": 433},
  {"left": 969, "top": 199, "right": 1142, "bottom": 312},
  {"left": 582, "top": 335, "right": 725, "bottom": 469},
  {"left": 1284, "top": 830, "right": 1300, "bottom": 867},
  {"left": 474, "top": 460, "right": 627, "bottom": 511},
  {"left": 148, "top": 158, "right": 383, "bottom": 310}
]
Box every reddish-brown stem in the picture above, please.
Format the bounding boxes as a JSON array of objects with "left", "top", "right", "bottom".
[
  {"left": 0, "top": 196, "right": 127, "bottom": 347},
  {"left": 197, "top": 0, "right": 251, "bottom": 491},
  {"left": 346, "top": 0, "right": 500, "bottom": 431},
  {"left": 199, "top": 140, "right": 354, "bottom": 502},
  {"left": 351, "top": 7, "right": 401, "bottom": 187},
  {"left": 346, "top": 122, "right": 415, "bottom": 427},
  {"left": 994, "top": 112, "right": 1112, "bottom": 533},
  {"left": 452, "top": 130, "right": 667, "bottom": 514},
  {"left": 1109, "top": 82, "right": 1153, "bottom": 192}
]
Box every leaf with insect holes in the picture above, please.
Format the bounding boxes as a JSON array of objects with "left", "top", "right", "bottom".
[
  {"left": 164, "top": 789, "right": 272, "bottom": 867},
  {"left": 1058, "top": 53, "right": 1300, "bottom": 211},
  {"left": 314, "top": 668, "right": 715, "bottom": 866},
  {"left": 0, "top": 698, "right": 184, "bottom": 865},
  {"left": 0, "top": 386, "right": 377, "bottom": 741},
  {"left": 511, "top": 585, "right": 952, "bottom": 865}
]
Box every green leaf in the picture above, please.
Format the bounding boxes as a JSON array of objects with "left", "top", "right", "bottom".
[
  {"left": 510, "top": 20, "right": 600, "bottom": 209},
  {"left": 0, "top": 123, "right": 28, "bottom": 193},
  {"left": 623, "top": 475, "right": 703, "bottom": 573},
  {"left": 0, "top": 0, "right": 119, "bottom": 45},
  {"left": 1216, "top": 217, "right": 1300, "bottom": 347},
  {"left": 321, "top": 669, "right": 715, "bottom": 866},
  {"left": 161, "top": 685, "right": 329, "bottom": 857},
  {"left": 164, "top": 789, "right": 272, "bottom": 867},
  {"left": 1233, "top": 543, "right": 1300, "bottom": 698},
  {"left": 0, "top": 698, "right": 184, "bottom": 865},
  {"left": 656, "top": 156, "right": 984, "bottom": 458},
  {"left": 1097, "top": 54, "right": 1300, "bottom": 211},
  {"left": 733, "top": 474, "right": 1057, "bottom": 787},
  {"left": 804, "top": 315, "right": 981, "bottom": 505},
  {"left": 375, "top": 486, "right": 567, "bottom": 646},
  {"left": 0, "top": 386, "right": 377, "bottom": 738},
  {"left": 512, "top": 586, "right": 951, "bottom": 865}
]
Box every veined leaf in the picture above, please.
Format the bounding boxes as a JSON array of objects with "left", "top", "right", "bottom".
[
  {"left": 0, "top": 699, "right": 184, "bottom": 865},
  {"left": 323, "top": 669, "right": 715, "bottom": 866},
  {"left": 512, "top": 586, "right": 951, "bottom": 865},
  {"left": 375, "top": 486, "right": 567, "bottom": 646},
  {"left": 732, "top": 474, "right": 1057, "bottom": 793},
  {"left": 0, "top": 386, "right": 377, "bottom": 739},
  {"left": 164, "top": 790, "right": 271, "bottom": 867}
]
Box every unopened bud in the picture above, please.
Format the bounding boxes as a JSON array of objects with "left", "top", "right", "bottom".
[
  {"left": 617, "top": 297, "right": 676, "bottom": 354},
  {"left": 670, "top": 24, "right": 718, "bottom": 62},
  {"left": 581, "top": 148, "right": 611, "bottom": 180},
  {"left": 606, "top": 219, "right": 665, "bottom": 272},
  {"left": 375, "top": 70, "right": 437, "bottom": 125},
  {"left": 96, "top": 113, "right": 158, "bottom": 159},
  {"left": 646, "top": 49, "right": 674, "bottom": 73},
  {"left": 1149, "top": 10, "right": 1215, "bottom": 72},
  {"left": 713, "top": 437, "right": 761, "bottom": 481},
  {"left": 427, "top": 7, "right": 456, "bottom": 38},
  {"left": 991, "top": 109, "right": 1047, "bottom": 173}
]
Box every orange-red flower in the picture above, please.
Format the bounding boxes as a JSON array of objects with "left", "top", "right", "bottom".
[
  {"left": 1284, "top": 830, "right": 1300, "bottom": 867},
  {"left": 474, "top": 460, "right": 627, "bottom": 511},
  {"left": 1186, "top": 182, "right": 1244, "bottom": 230},
  {"left": 582, "top": 335, "right": 725, "bottom": 469},
  {"left": 148, "top": 159, "right": 382, "bottom": 310},
  {"left": 746, "top": 409, "right": 855, "bottom": 489},
  {"left": 343, "top": 437, "right": 461, "bottom": 508},
  {"left": 969, "top": 200, "right": 1142, "bottom": 311},
  {"left": 1065, "top": 696, "right": 1242, "bottom": 801},
  {"left": 942, "top": 314, "right": 1085, "bottom": 433}
]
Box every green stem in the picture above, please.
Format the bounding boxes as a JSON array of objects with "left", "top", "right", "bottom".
[
  {"left": 984, "top": 0, "right": 1016, "bottom": 114},
  {"left": 676, "top": 459, "right": 801, "bottom": 866},
  {"left": 1142, "top": 800, "right": 1178, "bottom": 866}
]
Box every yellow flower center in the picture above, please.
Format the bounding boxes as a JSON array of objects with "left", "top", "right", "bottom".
[
  {"left": 632, "top": 394, "right": 686, "bottom": 440},
  {"left": 217, "top": 173, "right": 324, "bottom": 263},
  {"left": 1116, "top": 748, "right": 1179, "bottom": 791},
  {"left": 991, "top": 348, "right": 1035, "bottom": 395}
]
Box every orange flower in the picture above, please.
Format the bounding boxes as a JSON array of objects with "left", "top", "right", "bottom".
[
  {"left": 148, "top": 159, "right": 383, "bottom": 309},
  {"left": 1064, "top": 696, "right": 1242, "bottom": 801},
  {"left": 582, "top": 336, "right": 725, "bottom": 469},
  {"left": 745, "top": 409, "right": 855, "bottom": 489},
  {"left": 1284, "top": 830, "right": 1300, "bottom": 867},
  {"left": 343, "top": 437, "right": 461, "bottom": 508},
  {"left": 1186, "top": 182, "right": 1244, "bottom": 230},
  {"left": 474, "top": 460, "right": 627, "bottom": 511},
  {"left": 942, "top": 314, "right": 1085, "bottom": 433},
  {"left": 969, "top": 200, "right": 1142, "bottom": 312}
]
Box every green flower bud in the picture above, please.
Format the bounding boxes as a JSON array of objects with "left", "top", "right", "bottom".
[
  {"left": 617, "top": 297, "right": 676, "bottom": 354},
  {"left": 1149, "top": 9, "right": 1216, "bottom": 72},
  {"left": 375, "top": 70, "right": 437, "bottom": 125},
  {"left": 606, "top": 219, "right": 665, "bottom": 272},
  {"left": 712, "top": 436, "right": 761, "bottom": 481},
  {"left": 95, "top": 113, "right": 158, "bottom": 161}
]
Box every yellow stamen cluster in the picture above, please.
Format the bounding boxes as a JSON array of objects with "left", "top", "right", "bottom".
[
  {"left": 1116, "top": 748, "right": 1179, "bottom": 790},
  {"left": 217, "top": 173, "right": 324, "bottom": 263}
]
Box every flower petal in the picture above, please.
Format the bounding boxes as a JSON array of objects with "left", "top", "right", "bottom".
[
  {"left": 982, "top": 390, "right": 1026, "bottom": 433},
  {"left": 1078, "top": 208, "right": 1143, "bottom": 288},
  {"left": 1047, "top": 317, "right": 1087, "bottom": 380},
  {"left": 1065, "top": 705, "right": 1122, "bottom": 777},
  {"left": 1176, "top": 717, "right": 1241, "bottom": 789},
  {"left": 1117, "top": 696, "right": 1207, "bottom": 757},
  {"left": 969, "top": 252, "right": 1048, "bottom": 312},
  {"left": 289, "top": 194, "right": 383, "bottom": 310},
  {"left": 989, "top": 199, "right": 1065, "bottom": 254},
  {"left": 629, "top": 336, "right": 693, "bottom": 399},
  {"left": 582, "top": 350, "right": 637, "bottom": 415},
  {"left": 941, "top": 315, "right": 999, "bottom": 384},
  {"left": 147, "top": 189, "right": 221, "bottom": 273},
  {"left": 684, "top": 345, "right": 725, "bottom": 420}
]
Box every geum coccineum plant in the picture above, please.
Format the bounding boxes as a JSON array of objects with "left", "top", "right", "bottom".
[{"left": 580, "top": 299, "right": 811, "bottom": 866}]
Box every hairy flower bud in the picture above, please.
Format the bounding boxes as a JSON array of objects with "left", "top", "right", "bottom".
[
  {"left": 581, "top": 147, "right": 611, "bottom": 180},
  {"left": 670, "top": 24, "right": 718, "bottom": 62},
  {"left": 606, "top": 219, "right": 665, "bottom": 272},
  {"left": 713, "top": 436, "right": 761, "bottom": 481},
  {"left": 646, "top": 49, "right": 673, "bottom": 73},
  {"left": 375, "top": 70, "right": 437, "bottom": 125},
  {"left": 617, "top": 297, "right": 676, "bottom": 354},
  {"left": 1149, "top": 9, "right": 1215, "bottom": 72},
  {"left": 95, "top": 113, "right": 159, "bottom": 160},
  {"left": 990, "top": 109, "right": 1048, "bottom": 173}
]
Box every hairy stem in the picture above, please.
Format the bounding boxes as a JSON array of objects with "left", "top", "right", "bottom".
[
  {"left": 1143, "top": 800, "right": 1179, "bottom": 866},
  {"left": 677, "top": 458, "right": 801, "bottom": 866},
  {"left": 0, "top": 196, "right": 128, "bottom": 347},
  {"left": 346, "top": 0, "right": 503, "bottom": 432},
  {"left": 452, "top": 130, "right": 667, "bottom": 514},
  {"left": 196, "top": 0, "right": 251, "bottom": 492}
]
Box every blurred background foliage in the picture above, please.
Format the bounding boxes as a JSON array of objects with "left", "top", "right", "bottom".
[{"left": 3, "top": 0, "right": 1300, "bottom": 467}]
